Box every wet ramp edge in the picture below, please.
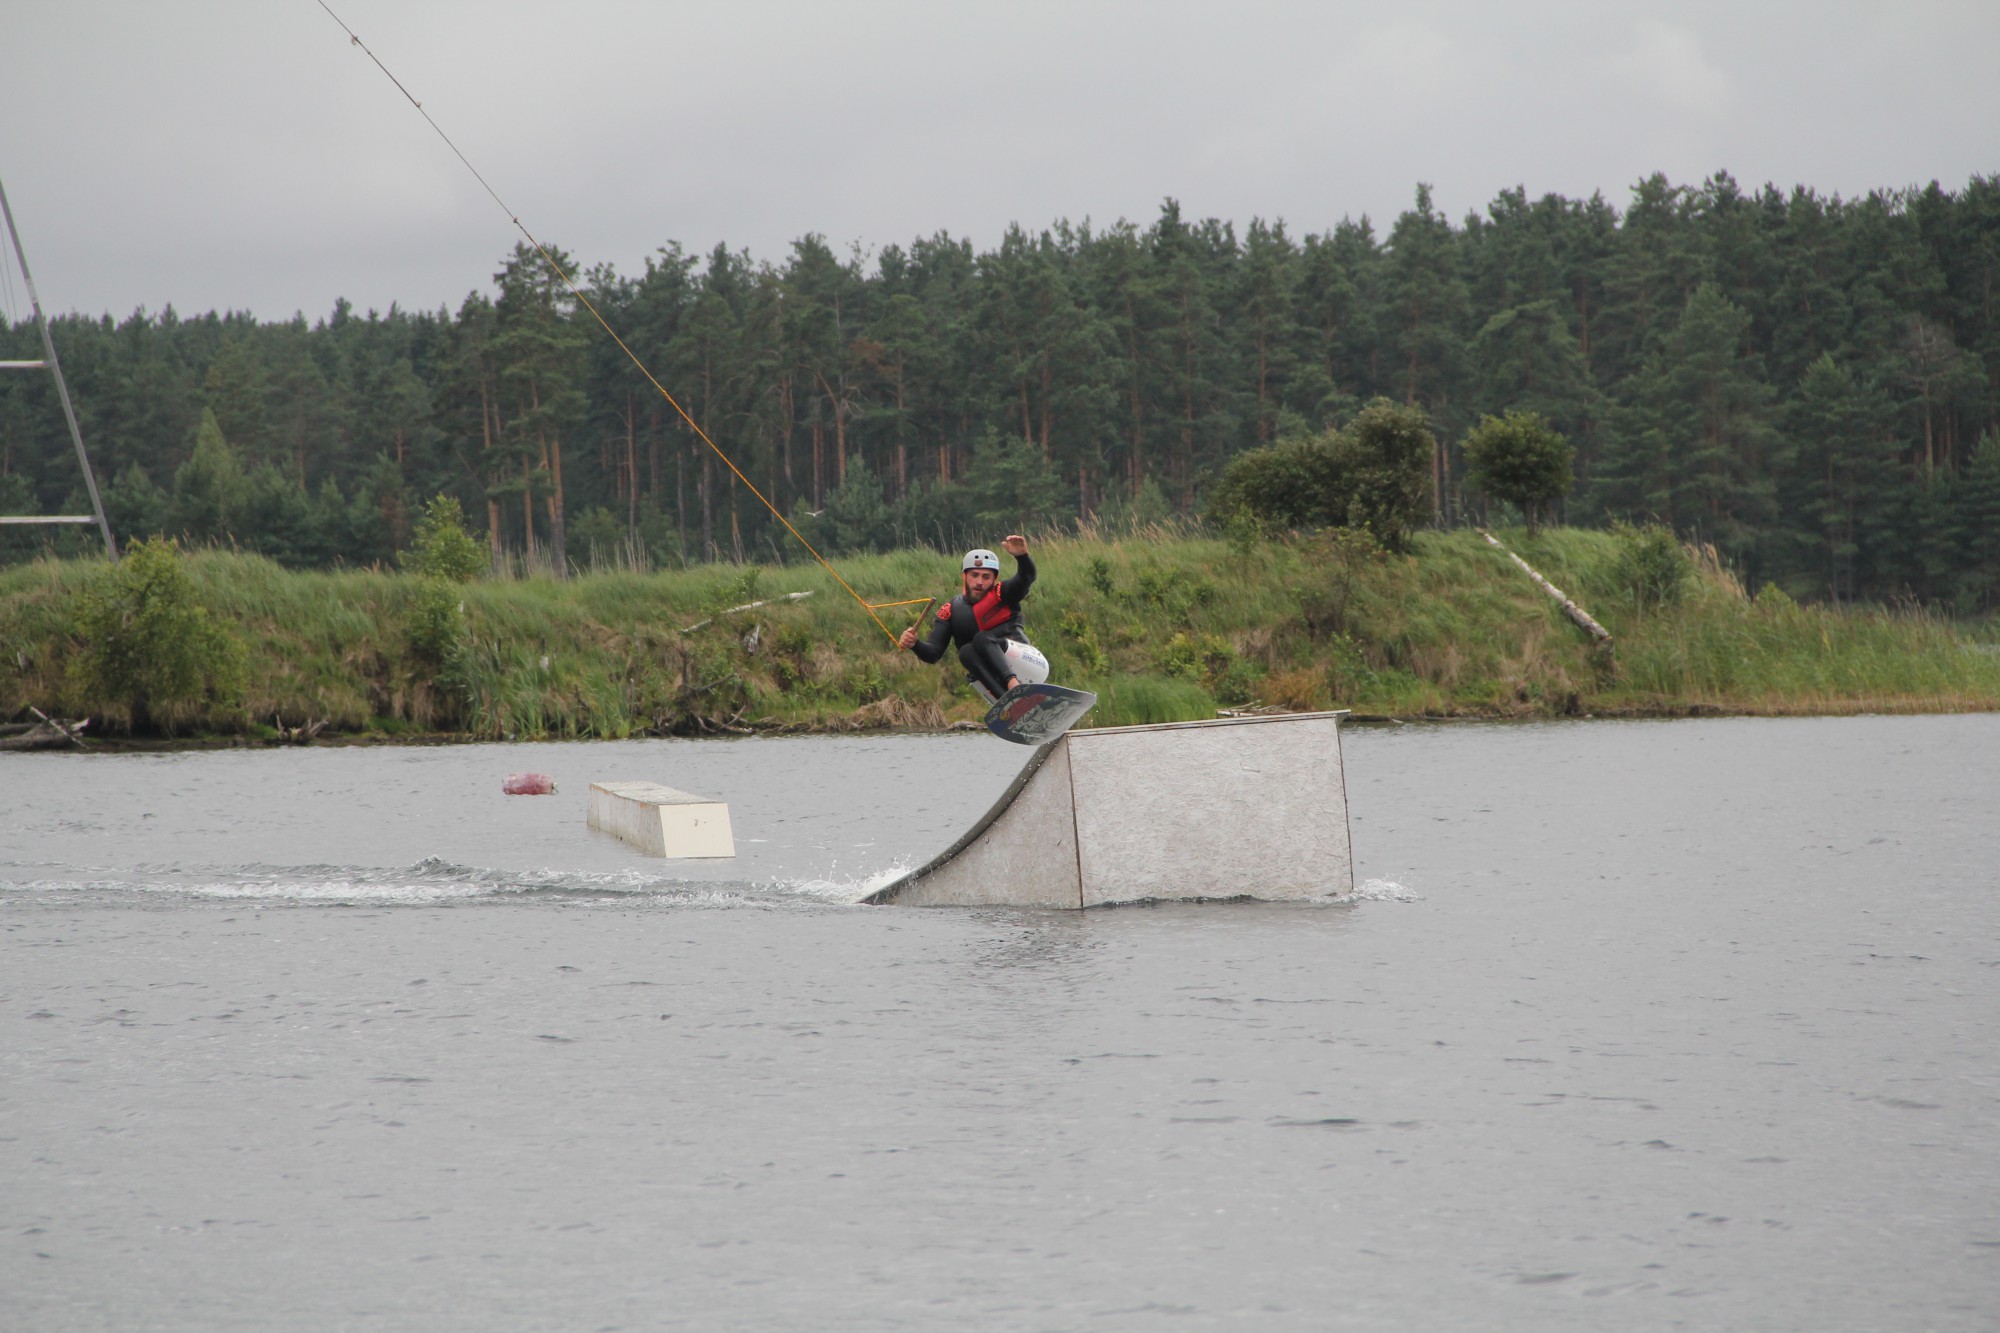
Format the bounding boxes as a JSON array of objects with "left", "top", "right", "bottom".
[{"left": 861, "top": 740, "right": 1063, "bottom": 905}]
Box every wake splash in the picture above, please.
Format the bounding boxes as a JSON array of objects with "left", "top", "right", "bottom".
[
  {"left": 1, "top": 860, "right": 1403, "bottom": 910},
  {"left": 1342, "top": 878, "right": 1421, "bottom": 903},
  {"left": 0, "top": 856, "right": 910, "bottom": 909}
]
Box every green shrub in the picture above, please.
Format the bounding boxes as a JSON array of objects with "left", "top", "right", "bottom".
[
  {"left": 709, "top": 566, "right": 763, "bottom": 612},
  {"left": 1128, "top": 568, "right": 1216, "bottom": 626},
  {"left": 1057, "top": 609, "right": 1110, "bottom": 676},
  {"left": 405, "top": 495, "right": 486, "bottom": 583},
  {"left": 70, "top": 537, "right": 243, "bottom": 733},
  {"left": 1206, "top": 398, "right": 1434, "bottom": 552},
  {"left": 849, "top": 661, "right": 888, "bottom": 703},
  {"left": 1207, "top": 431, "right": 1355, "bottom": 530},
  {"left": 1213, "top": 657, "right": 1265, "bottom": 706},
  {"left": 1610, "top": 522, "right": 1692, "bottom": 612},
  {"left": 1755, "top": 582, "right": 1798, "bottom": 612},
  {"left": 569, "top": 505, "right": 625, "bottom": 567},
  {"left": 1155, "top": 631, "right": 1235, "bottom": 688},
  {"left": 1323, "top": 631, "right": 1381, "bottom": 697},
  {"left": 406, "top": 577, "right": 467, "bottom": 665},
  {"left": 1342, "top": 399, "right": 1436, "bottom": 553},
  {"left": 1294, "top": 528, "right": 1382, "bottom": 639},
  {"left": 1463, "top": 409, "right": 1574, "bottom": 536}
]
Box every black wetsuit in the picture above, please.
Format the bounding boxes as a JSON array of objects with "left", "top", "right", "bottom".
[{"left": 913, "top": 553, "right": 1035, "bottom": 698}]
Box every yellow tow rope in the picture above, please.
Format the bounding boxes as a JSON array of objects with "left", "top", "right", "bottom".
[{"left": 316, "top": 1, "right": 908, "bottom": 644}]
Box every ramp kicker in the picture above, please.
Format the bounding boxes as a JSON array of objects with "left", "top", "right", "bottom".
[{"left": 865, "top": 710, "right": 1352, "bottom": 908}]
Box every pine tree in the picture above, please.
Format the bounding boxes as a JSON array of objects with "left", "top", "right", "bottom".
[
  {"left": 493, "top": 243, "right": 589, "bottom": 574},
  {"left": 1470, "top": 300, "right": 1598, "bottom": 450},
  {"left": 1084, "top": 220, "right": 1167, "bottom": 494},
  {"left": 1605, "top": 284, "right": 1781, "bottom": 575},
  {"left": 172, "top": 407, "right": 246, "bottom": 543},
  {"left": 1782, "top": 354, "right": 1896, "bottom": 601},
  {"left": 1295, "top": 219, "right": 1379, "bottom": 423},
  {"left": 1237, "top": 218, "right": 1304, "bottom": 444},
  {"left": 1955, "top": 429, "right": 2000, "bottom": 609},
  {"left": 1383, "top": 185, "right": 1469, "bottom": 519},
  {"left": 1148, "top": 201, "right": 1238, "bottom": 507},
  {"left": 435, "top": 290, "right": 505, "bottom": 572}
]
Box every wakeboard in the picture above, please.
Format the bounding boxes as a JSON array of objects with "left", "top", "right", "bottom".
[{"left": 983, "top": 682, "right": 1097, "bottom": 745}]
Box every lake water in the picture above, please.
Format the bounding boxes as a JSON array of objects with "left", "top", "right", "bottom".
[{"left": 3, "top": 716, "right": 1996, "bottom": 1331}]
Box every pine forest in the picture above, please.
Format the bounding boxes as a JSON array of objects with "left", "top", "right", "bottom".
[{"left": 4, "top": 171, "right": 1998, "bottom": 611}]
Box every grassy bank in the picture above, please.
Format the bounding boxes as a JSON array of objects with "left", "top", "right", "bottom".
[{"left": 4, "top": 525, "right": 1998, "bottom": 742}]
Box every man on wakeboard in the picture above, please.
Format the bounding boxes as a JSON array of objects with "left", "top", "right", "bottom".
[{"left": 898, "top": 534, "right": 1048, "bottom": 702}]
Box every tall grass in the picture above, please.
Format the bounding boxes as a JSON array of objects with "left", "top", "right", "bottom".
[
  {"left": 1090, "top": 676, "right": 1217, "bottom": 727},
  {"left": 4, "top": 526, "right": 1997, "bottom": 740}
]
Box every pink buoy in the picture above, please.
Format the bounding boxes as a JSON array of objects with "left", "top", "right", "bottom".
[{"left": 502, "top": 772, "right": 556, "bottom": 795}]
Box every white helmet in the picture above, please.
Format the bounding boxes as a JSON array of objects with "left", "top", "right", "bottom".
[{"left": 962, "top": 548, "right": 1000, "bottom": 572}]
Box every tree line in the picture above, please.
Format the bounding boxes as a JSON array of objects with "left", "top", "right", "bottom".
[{"left": 2, "top": 170, "right": 1996, "bottom": 607}]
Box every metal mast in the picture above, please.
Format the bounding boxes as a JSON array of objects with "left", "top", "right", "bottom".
[{"left": 0, "top": 174, "right": 117, "bottom": 559}]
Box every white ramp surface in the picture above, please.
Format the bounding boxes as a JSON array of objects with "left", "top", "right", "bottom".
[{"left": 869, "top": 711, "right": 1350, "bottom": 907}]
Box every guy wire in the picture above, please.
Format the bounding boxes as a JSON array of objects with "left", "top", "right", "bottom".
[{"left": 314, "top": 0, "right": 901, "bottom": 644}]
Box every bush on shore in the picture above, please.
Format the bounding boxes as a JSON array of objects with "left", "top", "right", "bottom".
[{"left": 68, "top": 537, "right": 244, "bottom": 735}]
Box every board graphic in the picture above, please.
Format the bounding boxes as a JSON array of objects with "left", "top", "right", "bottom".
[{"left": 983, "top": 682, "right": 1097, "bottom": 745}]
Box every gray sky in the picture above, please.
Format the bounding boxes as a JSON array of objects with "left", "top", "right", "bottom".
[{"left": 2, "top": 0, "right": 1994, "bottom": 323}]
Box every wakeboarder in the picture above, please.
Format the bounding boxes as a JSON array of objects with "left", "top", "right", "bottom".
[{"left": 898, "top": 534, "right": 1095, "bottom": 744}]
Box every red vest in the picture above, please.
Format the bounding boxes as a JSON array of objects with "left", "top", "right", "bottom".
[{"left": 939, "top": 586, "right": 1015, "bottom": 639}]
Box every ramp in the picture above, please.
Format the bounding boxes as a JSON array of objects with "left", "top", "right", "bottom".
[{"left": 866, "top": 711, "right": 1351, "bottom": 908}]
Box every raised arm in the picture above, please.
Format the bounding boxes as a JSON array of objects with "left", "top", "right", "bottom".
[{"left": 1000, "top": 534, "right": 1034, "bottom": 606}]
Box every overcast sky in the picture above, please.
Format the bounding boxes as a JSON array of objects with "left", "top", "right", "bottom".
[{"left": 1, "top": 0, "right": 1994, "bottom": 323}]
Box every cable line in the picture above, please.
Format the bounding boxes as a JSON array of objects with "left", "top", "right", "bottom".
[{"left": 315, "top": 0, "right": 904, "bottom": 643}]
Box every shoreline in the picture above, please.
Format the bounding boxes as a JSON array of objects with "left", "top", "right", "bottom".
[
  {"left": 15, "top": 694, "right": 1998, "bottom": 755},
  {"left": 7, "top": 528, "right": 1998, "bottom": 744}
]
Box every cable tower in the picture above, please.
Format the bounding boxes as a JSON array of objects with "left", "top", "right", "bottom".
[{"left": 0, "top": 174, "right": 117, "bottom": 559}]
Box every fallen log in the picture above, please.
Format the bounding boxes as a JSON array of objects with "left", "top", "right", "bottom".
[
  {"left": 1479, "top": 530, "right": 1614, "bottom": 648},
  {"left": 0, "top": 713, "right": 89, "bottom": 751},
  {"left": 680, "top": 590, "right": 814, "bottom": 634}
]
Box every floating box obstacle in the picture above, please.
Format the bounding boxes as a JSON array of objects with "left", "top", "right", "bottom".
[
  {"left": 866, "top": 711, "right": 1351, "bottom": 908},
  {"left": 588, "top": 782, "right": 736, "bottom": 858}
]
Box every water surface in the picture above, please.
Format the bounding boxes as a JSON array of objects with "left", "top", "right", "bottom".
[{"left": 4, "top": 717, "right": 1996, "bottom": 1331}]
